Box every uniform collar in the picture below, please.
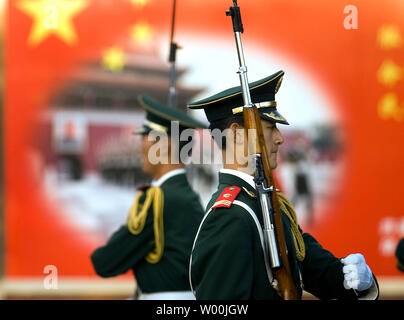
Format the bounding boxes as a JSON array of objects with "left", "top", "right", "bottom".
[
  {"left": 151, "top": 168, "right": 186, "bottom": 187},
  {"left": 219, "top": 169, "right": 256, "bottom": 193}
]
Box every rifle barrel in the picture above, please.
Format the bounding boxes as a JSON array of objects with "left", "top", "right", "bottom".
[{"left": 227, "top": 1, "right": 300, "bottom": 300}]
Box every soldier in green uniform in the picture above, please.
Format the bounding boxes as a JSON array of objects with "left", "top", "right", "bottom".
[
  {"left": 188, "top": 71, "right": 379, "bottom": 300},
  {"left": 91, "top": 94, "right": 206, "bottom": 300},
  {"left": 396, "top": 238, "right": 404, "bottom": 272}
]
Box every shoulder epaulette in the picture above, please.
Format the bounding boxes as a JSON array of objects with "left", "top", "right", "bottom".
[{"left": 211, "top": 186, "right": 241, "bottom": 209}]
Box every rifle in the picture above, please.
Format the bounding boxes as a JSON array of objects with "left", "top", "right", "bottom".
[
  {"left": 226, "top": 0, "right": 300, "bottom": 300},
  {"left": 167, "top": 0, "right": 180, "bottom": 108}
]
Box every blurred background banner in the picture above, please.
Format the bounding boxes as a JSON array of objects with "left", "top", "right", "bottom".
[{"left": 2, "top": 0, "right": 404, "bottom": 297}]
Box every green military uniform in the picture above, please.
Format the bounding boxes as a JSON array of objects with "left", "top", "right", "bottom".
[
  {"left": 396, "top": 238, "right": 404, "bottom": 272},
  {"left": 188, "top": 72, "right": 379, "bottom": 300},
  {"left": 91, "top": 95, "right": 206, "bottom": 299},
  {"left": 190, "top": 169, "right": 360, "bottom": 299}
]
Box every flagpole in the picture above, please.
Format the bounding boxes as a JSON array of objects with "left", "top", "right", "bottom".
[{"left": 168, "top": 0, "right": 180, "bottom": 108}]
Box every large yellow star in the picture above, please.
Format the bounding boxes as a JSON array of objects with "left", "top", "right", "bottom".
[{"left": 17, "top": 0, "right": 89, "bottom": 46}]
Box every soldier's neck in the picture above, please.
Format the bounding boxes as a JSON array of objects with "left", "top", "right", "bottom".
[
  {"left": 153, "top": 163, "right": 185, "bottom": 181},
  {"left": 222, "top": 151, "right": 254, "bottom": 177}
]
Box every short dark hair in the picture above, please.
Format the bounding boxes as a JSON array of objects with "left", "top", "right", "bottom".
[{"left": 208, "top": 114, "right": 244, "bottom": 150}]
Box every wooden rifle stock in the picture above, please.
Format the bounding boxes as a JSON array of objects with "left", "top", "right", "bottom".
[{"left": 243, "top": 106, "right": 300, "bottom": 300}]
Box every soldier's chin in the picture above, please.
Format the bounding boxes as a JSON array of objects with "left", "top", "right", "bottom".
[{"left": 269, "top": 154, "right": 278, "bottom": 170}]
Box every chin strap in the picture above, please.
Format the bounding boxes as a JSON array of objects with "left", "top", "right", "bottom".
[
  {"left": 127, "top": 187, "right": 165, "bottom": 263},
  {"left": 277, "top": 193, "right": 306, "bottom": 262}
]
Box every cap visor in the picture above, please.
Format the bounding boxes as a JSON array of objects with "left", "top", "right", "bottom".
[{"left": 260, "top": 110, "right": 289, "bottom": 125}]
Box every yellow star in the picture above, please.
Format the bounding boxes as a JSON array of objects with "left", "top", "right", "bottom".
[
  {"left": 377, "top": 25, "right": 402, "bottom": 50},
  {"left": 102, "top": 47, "right": 125, "bottom": 72},
  {"left": 377, "top": 60, "right": 402, "bottom": 86},
  {"left": 17, "top": 0, "right": 88, "bottom": 46},
  {"left": 130, "top": 22, "right": 153, "bottom": 45},
  {"left": 130, "top": 0, "right": 148, "bottom": 7},
  {"left": 378, "top": 93, "right": 403, "bottom": 121}
]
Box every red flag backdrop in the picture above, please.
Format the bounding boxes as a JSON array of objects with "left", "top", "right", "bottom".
[{"left": 4, "top": 0, "right": 404, "bottom": 295}]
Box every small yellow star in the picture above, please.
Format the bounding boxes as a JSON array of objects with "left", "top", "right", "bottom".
[
  {"left": 378, "top": 93, "right": 403, "bottom": 121},
  {"left": 377, "top": 60, "right": 402, "bottom": 86},
  {"left": 130, "top": 0, "right": 148, "bottom": 7},
  {"left": 102, "top": 47, "right": 125, "bottom": 72},
  {"left": 17, "top": 0, "right": 89, "bottom": 46},
  {"left": 377, "top": 25, "right": 402, "bottom": 50},
  {"left": 130, "top": 22, "right": 153, "bottom": 45}
]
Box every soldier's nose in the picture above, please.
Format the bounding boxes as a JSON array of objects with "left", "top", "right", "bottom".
[{"left": 274, "top": 129, "right": 284, "bottom": 145}]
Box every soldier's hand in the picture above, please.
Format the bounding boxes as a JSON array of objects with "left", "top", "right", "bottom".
[{"left": 341, "top": 253, "right": 374, "bottom": 291}]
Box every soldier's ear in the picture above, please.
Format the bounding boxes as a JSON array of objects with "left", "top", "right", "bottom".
[
  {"left": 231, "top": 123, "right": 245, "bottom": 147},
  {"left": 226, "top": 122, "right": 237, "bottom": 147},
  {"left": 166, "top": 137, "right": 175, "bottom": 158}
]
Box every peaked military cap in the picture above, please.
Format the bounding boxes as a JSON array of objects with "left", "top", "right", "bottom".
[
  {"left": 133, "top": 94, "right": 207, "bottom": 135},
  {"left": 188, "top": 70, "right": 289, "bottom": 125}
]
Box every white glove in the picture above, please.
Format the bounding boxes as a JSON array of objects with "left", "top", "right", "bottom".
[{"left": 341, "top": 253, "right": 374, "bottom": 291}]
